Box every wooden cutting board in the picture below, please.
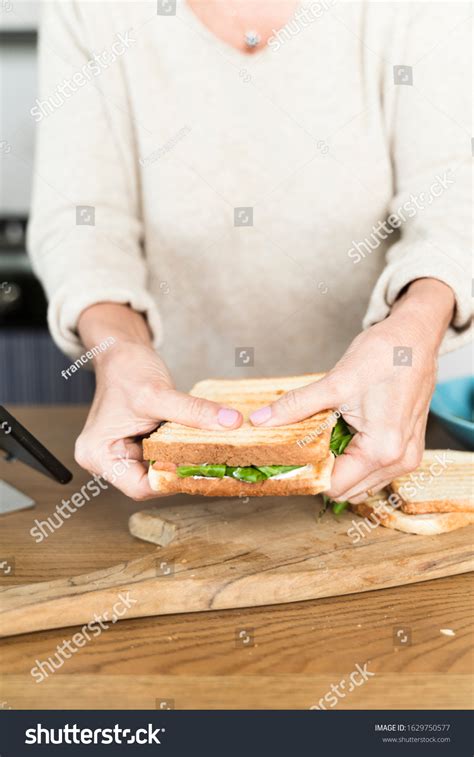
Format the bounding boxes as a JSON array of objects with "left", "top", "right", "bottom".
[{"left": 1, "top": 495, "right": 473, "bottom": 637}]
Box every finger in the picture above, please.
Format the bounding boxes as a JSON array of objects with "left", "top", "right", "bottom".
[
  {"left": 108, "top": 462, "right": 158, "bottom": 500},
  {"left": 329, "top": 436, "right": 422, "bottom": 503},
  {"left": 249, "top": 377, "right": 339, "bottom": 427},
  {"left": 324, "top": 428, "right": 404, "bottom": 500},
  {"left": 114, "top": 439, "right": 171, "bottom": 499},
  {"left": 336, "top": 467, "right": 400, "bottom": 503},
  {"left": 332, "top": 405, "right": 427, "bottom": 502},
  {"left": 150, "top": 388, "right": 243, "bottom": 430},
  {"left": 342, "top": 444, "right": 423, "bottom": 503},
  {"left": 345, "top": 479, "right": 393, "bottom": 505},
  {"left": 75, "top": 437, "right": 159, "bottom": 500},
  {"left": 99, "top": 441, "right": 161, "bottom": 500},
  {"left": 325, "top": 447, "right": 374, "bottom": 500}
]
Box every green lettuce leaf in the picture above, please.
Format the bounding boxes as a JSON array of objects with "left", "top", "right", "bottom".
[
  {"left": 230, "top": 467, "right": 268, "bottom": 482},
  {"left": 324, "top": 418, "right": 355, "bottom": 514},
  {"left": 177, "top": 464, "right": 227, "bottom": 478},
  {"left": 256, "top": 465, "right": 303, "bottom": 478},
  {"left": 176, "top": 464, "right": 305, "bottom": 481},
  {"left": 322, "top": 493, "right": 349, "bottom": 516},
  {"left": 329, "top": 416, "right": 354, "bottom": 456}
]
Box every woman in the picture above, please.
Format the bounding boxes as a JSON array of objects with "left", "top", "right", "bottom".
[{"left": 28, "top": 0, "right": 471, "bottom": 503}]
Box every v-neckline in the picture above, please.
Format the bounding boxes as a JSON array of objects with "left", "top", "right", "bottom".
[{"left": 179, "top": 0, "right": 301, "bottom": 63}]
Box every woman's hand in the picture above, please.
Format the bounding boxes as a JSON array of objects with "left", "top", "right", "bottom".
[
  {"left": 249, "top": 279, "right": 455, "bottom": 503},
  {"left": 74, "top": 304, "right": 242, "bottom": 499}
]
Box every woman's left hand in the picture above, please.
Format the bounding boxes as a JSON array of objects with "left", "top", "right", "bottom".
[{"left": 249, "top": 278, "right": 455, "bottom": 504}]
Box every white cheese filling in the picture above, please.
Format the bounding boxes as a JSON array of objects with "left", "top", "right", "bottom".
[{"left": 270, "top": 464, "right": 313, "bottom": 480}]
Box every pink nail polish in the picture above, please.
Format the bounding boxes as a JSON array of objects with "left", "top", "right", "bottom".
[
  {"left": 249, "top": 406, "right": 272, "bottom": 425},
  {"left": 218, "top": 408, "right": 240, "bottom": 427}
]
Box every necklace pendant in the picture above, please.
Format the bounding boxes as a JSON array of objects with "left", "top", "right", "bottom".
[{"left": 244, "top": 30, "right": 261, "bottom": 48}]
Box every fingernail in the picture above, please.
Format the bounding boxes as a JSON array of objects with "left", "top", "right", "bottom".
[
  {"left": 217, "top": 408, "right": 240, "bottom": 427},
  {"left": 249, "top": 406, "right": 272, "bottom": 425}
]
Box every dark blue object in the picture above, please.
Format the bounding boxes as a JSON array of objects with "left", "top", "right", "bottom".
[
  {"left": 0, "top": 329, "right": 95, "bottom": 404},
  {"left": 430, "top": 376, "right": 474, "bottom": 449}
]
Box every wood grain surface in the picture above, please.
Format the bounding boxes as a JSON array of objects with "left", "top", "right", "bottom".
[{"left": 0, "top": 407, "right": 472, "bottom": 710}]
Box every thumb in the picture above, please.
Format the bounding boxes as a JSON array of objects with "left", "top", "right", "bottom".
[
  {"left": 249, "top": 377, "right": 339, "bottom": 427},
  {"left": 90, "top": 441, "right": 158, "bottom": 500},
  {"left": 150, "top": 388, "right": 243, "bottom": 430}
]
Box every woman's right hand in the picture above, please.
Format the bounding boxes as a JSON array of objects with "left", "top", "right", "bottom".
[{"left": 74, "top": 306, "right": 242, "bottom": 500}]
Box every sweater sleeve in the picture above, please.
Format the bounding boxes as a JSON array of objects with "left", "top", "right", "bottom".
[
  {"left": 27, "top": 0, "right": 162, "bottom": 358},
  {"left": 362, "top": 3, "right": 472, "bottom": 353}
]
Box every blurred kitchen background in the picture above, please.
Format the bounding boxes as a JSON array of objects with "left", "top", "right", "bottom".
[
  {"left": 0, "top": 1, "right": 471, "bottom": 404},
  {"left": 0, "top": 0, "right": 94, "bottom": 402}
]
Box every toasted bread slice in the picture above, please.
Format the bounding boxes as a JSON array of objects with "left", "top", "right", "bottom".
[
  {"left": 148, "top": 455, "right": 334, "bottom": 497},
  {"left": 143, "top": 374, "right": 336, "bottom": 466},
  {"left": 351, "top": 492, "right": 474, "bottom": 536},
  {"left": 390, "top": 450, "right": 473, "bottom": 514}
]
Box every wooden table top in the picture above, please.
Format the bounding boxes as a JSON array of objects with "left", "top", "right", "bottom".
[{"left": 0, "top": 406, "right": 472, "bottom": 710}]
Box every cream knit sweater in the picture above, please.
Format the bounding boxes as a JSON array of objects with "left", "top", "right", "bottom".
[{"left": 28, "top": 1, "right": 472, "bottom": 389}]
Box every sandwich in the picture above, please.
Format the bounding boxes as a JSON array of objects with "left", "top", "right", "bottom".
[
  {"left": 143, "top": 374, "right": 347, "bottom": 497},
  {"left": 350, "top": 449, "right": 474, "bottom": 535},
  {"left": 389, "top": 450, "right": 473, "bottom": 514},
  {"left": 351, "top": 493, "right": 474, "bottom": 535}
]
